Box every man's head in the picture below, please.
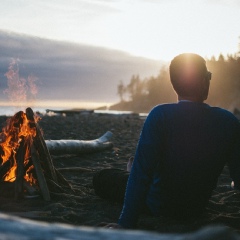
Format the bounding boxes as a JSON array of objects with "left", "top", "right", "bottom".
[{"left": 169, "top": 53, "right": 211, "bottom": 102}]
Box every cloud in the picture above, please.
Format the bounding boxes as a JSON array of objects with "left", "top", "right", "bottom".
[{"left": 0, "top": 30, "right": 162, "bottom": 104}]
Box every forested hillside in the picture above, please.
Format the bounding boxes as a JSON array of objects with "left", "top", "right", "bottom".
[{"left": 111, "top": 54, "right": 240, "bottom": 113}]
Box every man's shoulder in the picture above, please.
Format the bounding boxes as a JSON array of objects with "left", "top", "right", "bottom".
[
  {"left": 150, "top": 103, "right": 178, "bottom": 113},
  {"left": 145, "top": 103, "right": 177, "bottom": 124},
  {"left": 210, "top": 106, "right": 239, "bottom": 123},
  {"left": 149, "top": 103, "right": 239, "bottom": 125}
]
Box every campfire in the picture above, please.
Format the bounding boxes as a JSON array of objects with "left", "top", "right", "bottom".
[{"left": 0, "top": 107, "right": 72, "bottom": 200}]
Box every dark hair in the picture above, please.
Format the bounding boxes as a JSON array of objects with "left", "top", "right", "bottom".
[{"left": 169, "top": 53, "right": 208, "bottom": 97}]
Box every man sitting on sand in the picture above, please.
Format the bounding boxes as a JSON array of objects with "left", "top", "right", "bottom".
[{"left": 93, "top": 53, "right": 240, "bottom": 229}]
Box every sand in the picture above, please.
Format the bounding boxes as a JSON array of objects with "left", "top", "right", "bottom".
[{"left": 0, "top": 112, "right": 239, "bottom": 234}]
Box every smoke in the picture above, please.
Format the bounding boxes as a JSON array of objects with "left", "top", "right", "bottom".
[{"left": 3, "top": 58, "right": 38, "bottom": 105}]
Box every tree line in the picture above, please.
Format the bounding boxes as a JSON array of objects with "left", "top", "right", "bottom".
[{"left": 113, "top": 54, "right": 240, "bottom": 113}]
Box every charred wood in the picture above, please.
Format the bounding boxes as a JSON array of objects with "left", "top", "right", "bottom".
[
  {"left": 14, "top": 137, "right": 27, "bottom": 200},
  {"left": 30, "top": 145, "right": 50, "bottom": 201}
]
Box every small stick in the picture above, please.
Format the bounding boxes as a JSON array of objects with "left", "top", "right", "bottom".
[
  {"left": 46, "top": 178, "right": 65, "bottom": 193},
  {"left": 50, "top": 192, "right": 87, "bottom": 201},
  {"left": 57, "top": 167, "right": 95, "bottom": 172},
  {"left": 55, "top": 169, "right": 75, "bottom": 193}
]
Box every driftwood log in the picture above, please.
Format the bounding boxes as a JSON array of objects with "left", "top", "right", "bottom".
[
  {"left": 45, "top": 131, "right": 113, "bottom": 155},
  {"left": 0, "top": 213, "right": 239, "bottom": 240}
]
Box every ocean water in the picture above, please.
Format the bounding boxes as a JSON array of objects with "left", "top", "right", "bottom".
[
  {"left": 0, "top": 106, "right": 61, "bottom": 116},
  {"left": 0, "top": 100, "right": 111, "bottom": 116},
  {"left": 0, "top": 103, "right": 148, "bottom": 117}
]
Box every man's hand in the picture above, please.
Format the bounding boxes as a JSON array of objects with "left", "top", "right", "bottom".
[
  {"left": 98, "top": 222, "right": 122, "bottom": 229},
  {"left": 127, "top": 156, "right": 134, "bottom": 172}
]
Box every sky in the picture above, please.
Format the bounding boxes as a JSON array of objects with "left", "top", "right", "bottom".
[
  {"left": 0, "top": 30, "right": 161, "bottom": 106},
  {"left": 0, "top": 0, "right": 240, "bottom": 61}
]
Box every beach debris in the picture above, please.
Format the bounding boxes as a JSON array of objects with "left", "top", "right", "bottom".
[
  {"left": 0, "top": 108, "right": 73, "bottom": 201},
  {"left": 45, "top": 131, "right": 113, "bottom": 155}
]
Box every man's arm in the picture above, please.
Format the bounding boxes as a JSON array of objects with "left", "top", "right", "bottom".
[{"left": 118, "top": 107, "right": 165, "bottom": 228}]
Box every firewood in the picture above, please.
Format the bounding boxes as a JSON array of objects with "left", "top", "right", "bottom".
[
  {"left": 30, "top": 145, "right": 50, "bottom": 201},
  {"left": 45, "top": 131, "right": 113, "bottom": 155},
  {"left": 14, "top": 137, "right": 27, "bottom": 200},
  {"left": 0, "top": 161, "right": 11, "bottom": 180},
  {"left": 2, "top": 154, "right": 15, "bottom": 182},
  {"left": 8, "top": 111, "right": 24, "bottom": 146},
  {"left": 26, "top": 107, "right": 58, "bottom": 183}
]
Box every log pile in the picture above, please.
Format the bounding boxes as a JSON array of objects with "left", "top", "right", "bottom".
[{"left": 0, "top": 107, "right": 112, "bottom": 200}]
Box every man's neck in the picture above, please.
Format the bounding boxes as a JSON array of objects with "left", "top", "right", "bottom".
[
  {"left": 178, "top": 96, "right": 204, "bottom": 103},
  {"left": 178, "top": 99, "right": 192, "bottom": 103}
]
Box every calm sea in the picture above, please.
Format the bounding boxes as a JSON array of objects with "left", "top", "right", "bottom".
[
  {"left": 0, "top": 100, "right": 110, "bottom": 116},
  {"left": 0, "top": 102, "right": 148, "bottom": 117},
  {"left": 0, "top": 105, "right": 62, "bottom": 116}
]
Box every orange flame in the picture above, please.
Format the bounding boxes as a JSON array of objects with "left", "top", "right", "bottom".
[{"left": 0, "top": 111, "right": 39, "bottom": 184}]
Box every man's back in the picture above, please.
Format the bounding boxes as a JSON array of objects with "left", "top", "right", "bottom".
[{"left": 145, "top": 102, "right": 240, "bottom": 216}]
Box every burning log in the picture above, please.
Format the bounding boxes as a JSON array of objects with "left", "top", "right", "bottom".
[
  {"left": 45, "top": 131, "right": 113, "bottom": 155},
  {"left": 0, "top": 159, "right": 11, "bottom": 180},
  {"left": 15, "top": 137, "right": 27, "bottom": 200},
  {"left": 26, "top": 107, "right": 74, "bottom": 195},
  {"left": 26, "top": 107, "right": 58, "bottom": 184},
  {"left": 0, "top": 108, "right": 74, "bottom": 200}
]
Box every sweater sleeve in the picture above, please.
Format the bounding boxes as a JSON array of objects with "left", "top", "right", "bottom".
[{"left": 118, "top": 107, "right": 165, "bottom": 228}]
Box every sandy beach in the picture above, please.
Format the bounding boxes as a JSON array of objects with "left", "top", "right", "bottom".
[{"left": 0, "top": 112, "right": 239, "bottom": 234}]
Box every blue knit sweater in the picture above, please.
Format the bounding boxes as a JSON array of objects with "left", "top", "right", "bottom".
[{"left": 118, "top": 102, "right": 240, "bottom": 228}]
